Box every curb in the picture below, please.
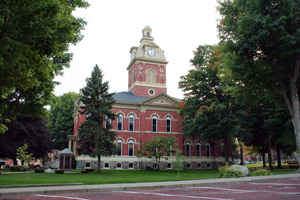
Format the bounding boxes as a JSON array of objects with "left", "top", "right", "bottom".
[{"left": 0, "top": 173, "right": 300, "bottom": 196}]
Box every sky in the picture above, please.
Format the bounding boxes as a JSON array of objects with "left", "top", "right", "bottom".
[{"left": 54, "top": 0, "right": 220, "bottom": 99}]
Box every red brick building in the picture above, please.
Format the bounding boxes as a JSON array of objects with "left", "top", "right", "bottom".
[{"left": 71, "top": 27, "right": 225, "bottom": 169}]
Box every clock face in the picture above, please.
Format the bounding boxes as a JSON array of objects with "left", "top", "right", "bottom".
[{"left": 147, "top": 48, "right": 155, "bottom": 56}]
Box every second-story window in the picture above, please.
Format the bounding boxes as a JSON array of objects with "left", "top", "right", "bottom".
[
  {"left": 166, "top": 116, "right": 171, "bottom": 132},
  {"left": 128, "top": 114, "right": 134, "bottom": 131},
  {"left": 152, "top": 115, "right": 158, "bottom": 132},
  {"left": 117, "top": 114, "right": 123, "bottom": 130},
  {"left": 105, "top": 115, "right": 111, "bottom": 129}
]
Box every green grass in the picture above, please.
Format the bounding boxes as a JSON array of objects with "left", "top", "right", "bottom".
[
  {"left": 0, "top": 169, "right": 219, "bottom": 185},
  {"left": 0, "top": 168, "right": 297, "bottom": 186}
]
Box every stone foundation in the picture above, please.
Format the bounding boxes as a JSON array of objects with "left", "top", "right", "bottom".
[{"left": 76, "top": 155, "right": 226, "bottom": 170}]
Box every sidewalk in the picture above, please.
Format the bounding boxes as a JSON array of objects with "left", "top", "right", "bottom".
[{"left": 1, "top": 173, "right": 300, "bottom": 196}]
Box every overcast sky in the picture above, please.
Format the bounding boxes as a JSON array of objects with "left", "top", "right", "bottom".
[{"left": 54, "top": 0, "right": 220, "bottom": 99}]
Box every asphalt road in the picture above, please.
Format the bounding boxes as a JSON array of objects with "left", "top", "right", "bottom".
[{"left": 1, "top": 177, "right": 300, "bottom": 200}]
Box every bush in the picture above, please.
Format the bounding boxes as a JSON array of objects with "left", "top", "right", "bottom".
[
  {"left": 219, "top": 166, "right": 243, "bottom": 178},
  {"left": 9, "top": 166, "right": 28, "bottom": 172},
  {"left": 218, "top": 165, "right": 230, "bottom": 177},
  {"left": 223, "top": 169, "right": 243, "bottom": 178},
  {"left": 55, "top": 169, "right": 64, "bottom": 174},
  {"left": 34, "top": 168, "right": 45, "bottom": 173},
  {"left": 251, "top": 169, "right": 271, "bottom": 176}
]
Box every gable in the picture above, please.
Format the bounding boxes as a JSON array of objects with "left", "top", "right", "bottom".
[{"left": 142, "top": 94, "right": 179, "bottom": 107}]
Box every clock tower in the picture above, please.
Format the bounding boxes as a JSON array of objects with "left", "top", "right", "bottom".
[{"left": 128, "top": 26, "right": 168, "bottom": 97}]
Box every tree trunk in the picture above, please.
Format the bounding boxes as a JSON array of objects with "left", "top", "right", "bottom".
[
  {"left": 224, "top": 136, "right": 229, "bottom": 163},
  {"left": 276, "top": 144, "right": 282, "bottom": 169},
  {"left": 97, "top": 154, "right": 101, "bottom": 173},
  {"left": 238, "top": 140, "right": 244, "bottom": 165},
  {"left": 281, "top": 61, "right": 300, "bottom": 172},
  {"left": 268, "top": 148, "right": 273, "bottom": 170},
  {"left": 262, "top": 151, "right": 266, "bottom": 168}
]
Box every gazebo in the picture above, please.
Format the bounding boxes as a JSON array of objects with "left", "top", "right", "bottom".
[{"left": 58, "top": 148, "right": 73, "bottom": 170}]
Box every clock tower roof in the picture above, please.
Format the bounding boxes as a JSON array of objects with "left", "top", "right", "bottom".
[{"left": 128, "top": 26, "right": 167, "bottom": 70}]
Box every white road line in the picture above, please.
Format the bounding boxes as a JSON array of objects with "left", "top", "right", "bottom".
[
  {"left": 192, "top": 186, "right": 300, "bottom": 196},
  {"left": 114, "top": 191, "right": 233, "bottom": 200},
  {"left": 191, "top": 187, "right": 257, "bottom": 193},
  {"left": 250, "top": 182, "right": 300, "bottom": 186},
  {"left": 35, "top": 194, "right": 89, "bottom": 200}
]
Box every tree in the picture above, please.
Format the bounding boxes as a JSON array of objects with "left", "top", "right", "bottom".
[
  {"left": 77, "top": 65, "right": 116, "bottom": 173},
  {"left": 218, "top": 0, "right": 300, "bottom": 162},
  {"left": 16, "top": 144, "right": 33, "bottom": 166},
  {"left": 137, "top": 136, "right": 177, "bottom": 170},
  {"left": 179, "top": 45, "right": 244, "bottom": 162},
  {"left": 48, "top": 92, "right": 79, "bottom": 149},
  {"left": 0, "top": 0, "right": 88, "bottom": 133},
  {"left": 0, "top": 116, "right": 52, "bottom": 161}
]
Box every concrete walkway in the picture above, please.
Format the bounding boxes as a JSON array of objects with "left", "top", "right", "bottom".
[{"left": 1, "top": 173, "right": 300, "bottom": 196}]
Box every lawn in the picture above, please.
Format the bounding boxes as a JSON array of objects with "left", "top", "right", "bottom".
[
  {"left": 0, "top": 168, "right": 297, "bottom": 186},
  {"left": 0, "top": 169, "right": 219, "bottom": 185}
]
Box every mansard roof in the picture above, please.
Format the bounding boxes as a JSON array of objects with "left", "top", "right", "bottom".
[
  {"left": 113, "top": 91, "right": 149, "bottom": 103},
  {"left": 113, "top": 91, "right": 181, "bottom": 105}
]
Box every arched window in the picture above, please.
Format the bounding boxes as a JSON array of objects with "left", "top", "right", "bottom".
[
  {"left": 128, "top": 139, "right": 134, "bottom": 156},
  {"left": 196, "top": 143, "right": 201, "bottom": 157},
  {"left": 166, "top": 116, "right": 171, "bottom": 132},
  {"left": 116, "top": 139, "right": 122, "bottom": 156},
  {"left": 128, "top": 114, "right": 134, "bottom": 132},
  {"left": 185, "top": 142, "right": 191, "bottom": 157},
  {"left": 146, "top": 69, "right": 157, "bottom": 83},
  {"left": 117, "top": 114, "right": 123, "bottom": 130},
  {"left": 131, "top": 70, "right": 135, "bottom": 82},
  {"left": 105, "top": 115, "right": 111, "bottom": 129},
  {"left": 206, "top": 143, "right": 211, "bottom": 157},
  {"left": 152, "top": 115, "right": 158, "bottom": 132}
]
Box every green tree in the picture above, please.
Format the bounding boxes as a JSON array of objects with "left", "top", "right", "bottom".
[
  {"left": 0, "top": 116, "right": 52, "bottom": 162},
  {"left": 77, "top": 65, "right": 116, "bottom": 173},
  {"left": 179, "top": 45, "right": 244, "bottom": 162},
  {"left": 48, "top": 92, "right": 79, "bottom": 149},
  {"left": 16, "top": 144, "right": 33, "bottom": 166},
  {"left": 137, "top": 136, "right": 177, "bottom": 170},
  {"left": 218, "top": 0, "right": 300, "bottom": 161},
  {"left": 0, "top": 0, "right": 88, "bottom": 133}
]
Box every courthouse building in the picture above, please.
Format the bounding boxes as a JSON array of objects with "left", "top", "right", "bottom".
[{"left": 71, "top": 27, "right": 225, "bottom": 169}]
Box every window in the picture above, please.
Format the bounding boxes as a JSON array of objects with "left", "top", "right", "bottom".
[
  {"left": 185, "top": 142, "right": 191, "bottom": 157},
  {"left": 128, "top": 114, "right": 134, "bottom": 131},
  {"left": 206, "top": 144, "right": 211, "bottom": 157},
  {"left": 152, "top": 115, "right": 158, "bottom": 132},
  {"left": 116, "top": 139, "right": 122, "bottom": 156},
  {"left": 117, "top": 114, "right": 123, "bottom": 130},
  {"left": 166, "top": 116, "right": 171, "bottom": 132},
  {"left": 105, "top": 115, "right": 111, "bottom": 129},
  {"left": 146, "top": 69, "right": 157, "bottom": 83},
  {"left": 128, "top": 139, "right": 134, "bottom": 156},
  {"left": 196, "top": 143, "right": 201, "bottom": 157},
  {"left": 131, "top": 70, "right": 135, "bottom": 82}
]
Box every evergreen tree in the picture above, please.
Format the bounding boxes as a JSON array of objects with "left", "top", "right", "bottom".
[{"left": 77, "top": 65, "right": 116, "bottom": 173}]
